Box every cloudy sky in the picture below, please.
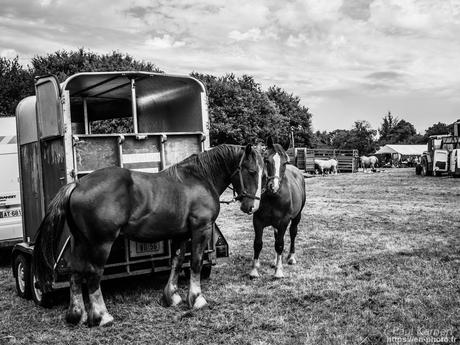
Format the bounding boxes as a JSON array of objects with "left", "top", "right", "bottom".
[{"left": 1, "top": 0, "right": 460, "bottom": 133}]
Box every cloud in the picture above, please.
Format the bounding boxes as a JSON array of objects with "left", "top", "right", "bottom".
[
  {"left": 229, "top": 28, "right": 262, "bottom": 42},
  {"left": 285, "top": 34, "right": 307, "bottom": 48},
  {"left": 0, "top": 48, "right": 18, "bottom": 58},
  {"left": 145, "top": 34, "right": 185, "bottom": 49},
  {"left": 340, "top": 0, "right": 373, "bottom": 21},
  {"left": 366, "top": 71, "right": 405, "bottom": 81},
  {"left": 1, "top": 0, "right": 460, "bottom": 132}
]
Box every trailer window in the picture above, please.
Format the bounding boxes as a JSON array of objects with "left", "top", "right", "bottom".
[
  {"left": 433, "top": 139, "right": 442, "bottom": 149},
  {"left": 36, "top": 77, "right": 62, "bottom": 139}
]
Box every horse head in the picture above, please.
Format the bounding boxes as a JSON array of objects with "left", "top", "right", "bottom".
[
  {"left": 264, "top": 137, "right": 289, "bottom": 193},
  {"left": 231, "top": 144, "right": 265, "bottom": 215}
]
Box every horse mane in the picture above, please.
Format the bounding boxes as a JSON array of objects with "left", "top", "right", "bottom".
[{"left": 164, "top": 144, "right": 243, "bottom": 185}]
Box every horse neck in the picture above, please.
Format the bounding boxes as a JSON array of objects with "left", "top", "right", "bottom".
[{"left": 179, "top": 145, "right": 242, "bottom": 196}]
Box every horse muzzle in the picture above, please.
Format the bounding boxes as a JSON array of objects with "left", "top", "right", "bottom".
[{"left": 240, "top": 201, "right": 260, "bottom": 215}]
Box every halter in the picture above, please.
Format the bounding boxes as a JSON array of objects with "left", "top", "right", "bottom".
[{"left": 229, "top": 152, "right": 261, "bottom": 201}]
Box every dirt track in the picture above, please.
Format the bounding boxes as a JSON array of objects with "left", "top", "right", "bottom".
[{"left": 0, "top": 168, "right": 459, "bottom": 344}]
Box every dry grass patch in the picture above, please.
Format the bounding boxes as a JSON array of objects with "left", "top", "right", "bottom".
[{"left": 0, "top": 168, "right": 459, "bottom": 344}]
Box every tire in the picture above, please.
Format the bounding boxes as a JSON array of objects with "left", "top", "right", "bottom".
[
  {"left": 14, "top": 254, "right": 32, "bottom": 299},
  {"left": 421, "top": 164, "right": 431, "bottom": 176},
  {"left": 30, "top": 262, "right": 53, "bottom": 308},
  {"left": 415, "top": 165, "right": 422, "bottom": 175}
]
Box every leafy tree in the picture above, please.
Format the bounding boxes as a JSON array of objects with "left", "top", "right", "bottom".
[
  {"left": 423, "top": 122, "right": 454, "bottom": 141},
  {"left": 192, "top": 73, "right": 309, "bottom": 147},
  {"left": 330, "top": 121, "right": 377, "bottom": 155},
  {"left": 378, "top": 112, "right": 422, "bottom": 144},
  {"left": 349, "top": 120, "right": 377, "bottom": 155},
  {"left": 406, "top": 133, "right": 426, "bottom": 144},
  {"left": 31, "top": 48, "right": 162, "bottom": 83},
  {"left": 330, "top": 129, "right": 352, "bottom": 150},
  {"left": 266, "top": 86, "right": 313, "bottom": 148},
  {"left": 312, "top": 130, "right": 333, "bottom": 149},
  {"left": 378, "top": 111, "right": 398, "bottom": 145},
  {"left": 389, "top": 119, "right": 417, "bottom": 143},
  {"left": 0, "top": 56, "right": 34, "bottom": 117}
]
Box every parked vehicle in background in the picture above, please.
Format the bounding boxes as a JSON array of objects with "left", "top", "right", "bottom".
[
  {"left": 0, "top": 117, "right": 22, "bottom": 248},
  {"left": 416, "top": 119, "right": 460, "bottom": 177}
]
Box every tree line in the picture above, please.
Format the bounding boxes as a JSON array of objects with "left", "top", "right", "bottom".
[
  {"left": 0, "top": 49, "right": 455, "bottom": 155},
  {"left": 314, "top": 113, "right": 455, "bottom": 155}
]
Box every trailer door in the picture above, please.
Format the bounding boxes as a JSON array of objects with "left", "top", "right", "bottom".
[{"left": 35, "top": 76, "right": 67, "bottom": 219}]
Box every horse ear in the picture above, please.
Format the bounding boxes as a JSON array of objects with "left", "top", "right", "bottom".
[
  {"left": 245, "top": 144, "right": 252, "bottom": 157},
  {"left": 284, "top": 152, "right": 290, "bottom": 163},
  {"left": 267, "top": 136, "right": 274, "bottom": 149}
]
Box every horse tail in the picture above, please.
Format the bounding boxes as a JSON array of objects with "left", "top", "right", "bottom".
[{"left": 32, "top": 182, "right": 78, "bottom": 292}]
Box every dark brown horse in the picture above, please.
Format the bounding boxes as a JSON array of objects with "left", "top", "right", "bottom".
[
  {"left": 33, "top": 144, "right": 264, "bottom": 327},
  {"left": 250, "top": 138, "right": 306, "bottom": 278}
]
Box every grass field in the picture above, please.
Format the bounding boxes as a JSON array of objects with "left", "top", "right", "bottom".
[{"left": 0, "top": 168, "right": 459, "bottom": 345}]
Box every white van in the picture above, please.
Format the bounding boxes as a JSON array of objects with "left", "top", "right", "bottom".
[{"left": 0, "top": 117, "right": 22, "bottom": 247}]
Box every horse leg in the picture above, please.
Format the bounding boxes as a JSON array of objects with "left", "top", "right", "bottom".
[
  {"left": 287, "top": 213, "right": 301, "bottom": 265},
  {"left": 249, "top": 217, "right": 264, "bottom": 278},
  {"left": 163, "top": 239, "right": 186, "bottom": 306},
  {"left": 273, "top": 224, "right": 288, "bottom": 278},
  {"left": 66, "top": 240, "right": 87, "bottom": 325},
  {"left": 187, "top": 223, "right": 213, "bottom": 309},
  {"left": 66, "top": 272, "right": 87, "bottom": 325},
  {"left": 86, "top": 242, "right": 114, "bottom": 327}
]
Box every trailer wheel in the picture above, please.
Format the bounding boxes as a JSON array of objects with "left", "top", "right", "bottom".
[
  {"left": 30, "top": 264, "right": 53, "bottom": 308},
  {"left": 421, "top": 164, "right": 428, "bottom": 176},
  {"left": 14, "top": 254, "right": 31, "bottom": 299}
]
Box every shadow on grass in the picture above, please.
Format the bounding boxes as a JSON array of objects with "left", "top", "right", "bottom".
[
  {"left": 46, "top": 270, "right": 195, "bottom": 308},
  {"left": 0, "top": 247, "right": 13, "bottom": 267}
]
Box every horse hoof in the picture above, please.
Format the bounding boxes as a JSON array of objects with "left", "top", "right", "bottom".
[
  {"left": 66, "top": 307, "right": 86, "bottom": 326},
  {"left": 87, "top": 313, "right": 102, "bottom": 328},
  {"left": 192, "top": 295, "right": 208, "bottom": 310},
  {"left": 99, "top": 313, "right": 114, "bottom": 327},
  {"left": 81, "top": 311, "right": 88, "bottom": 324},
  {"left": 287, "top": 257, "right": 296, "bottom": 265},
  {"left": 274, "top": 270, "right": 284, "bottom": 279},
  {"left": 249, "top": 269, "right": 260, "bottom": 279},
  {"left": 171, "top": 293, "right": 183, "bottom": 307}
]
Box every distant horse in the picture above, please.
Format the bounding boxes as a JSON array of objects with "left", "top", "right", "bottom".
[
  {"left": 360, "top": 155, "right": 379, "bottom": 172},
  {"left": 33, "top": 144, "right": 265, "bottom": 327},
  {"left": 314, "top": 158, "right": 338, "bottom": 175},
  {"left": 249, "top": 137, "right": 306, "bottom": 278}
]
